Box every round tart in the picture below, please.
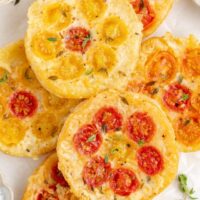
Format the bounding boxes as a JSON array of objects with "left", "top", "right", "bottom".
[
  {"left": 25, "top": 0, "right": 142, "bottom": 99},
  {"left": 57, "top": 90, "right": 178, "bottom": 200},
  {"left": 23, "top": 153, "right": 78, "bottom": 200},
  {"left": 128, "top": 33, "right": 200, "bottom": 152},
  {"left": 0, "top": 40, "right": 78, "bottom": 157}
]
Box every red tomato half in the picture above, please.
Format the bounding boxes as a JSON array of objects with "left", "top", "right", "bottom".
[
  {"left": 73, "top": 124, "right": 102, "bottom": 156},
  {"left": 125, "top": 112, "right": 155, "bottom": 143},
  {"left": 65, "top": 27, "right": 91, "bottom": 53},
  {"left": 51, "top": 163, "right": 68, "bottom": 187},
  {"left": 93, "top": 106, "right": 123, "bottom": 133},
  {"left": 163, "top": 83, "right": 191, "bottom": 112},
  {"left": 82, "top": 156, "right": 111, "bottom": 188},
  {"left": 9, "top": 91, "right": 38, "bottom": 119},
  {"left": 137, "top": 146, "right": 164, "bottom": 176},
  {"left": 37, "top": 185, "right": 58, "bottom": 200},
  {"left": 109, "top": 168, "right": 139, "bottom": 196},
  {"left": 131, "top": 0, "right": 155, "bottom": 30}
]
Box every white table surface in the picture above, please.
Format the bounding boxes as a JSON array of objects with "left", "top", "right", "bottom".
[{"left": 0, "top": 0, "right": 200, "bottom": 199}]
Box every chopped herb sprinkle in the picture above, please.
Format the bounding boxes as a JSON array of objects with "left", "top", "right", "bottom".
[
  {"left": 47, "top": 37, "right": 57, "bottom": 42},
  {"left": 87, "top": 135, "right": 96, "bottom": 142},
  {"left": 104, "top": 155, "right": 109, "bottom": 163}
]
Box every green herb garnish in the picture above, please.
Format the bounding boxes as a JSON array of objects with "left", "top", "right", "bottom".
[
  {"left": 111, "top": 148, "right": 119, "bottom": 154},
  {"left": 181, "top": 93, "right": 189, "bottom": 101},
  {"left": 24, "top": 67, "right": 33, "bottom": 80},
  {"left": 184, "top": 119, "right": 191, "bottom": 126},
  {"left": 48, "top": 76, "right": 58, "bottom": 80},
  {"left": 82, "top": 33, "right": 91, "bottom": 49},
  {"left": 87, "top": 135, "right": 96, "bottom": 142},
  {"left": 137, "top": 140, "right": 144, "bottom": 146},
  {"left": 151, "top": 88, "right": 159, "bottom": 95},
  {"left": 120, "top": 96, "right": 129, "bottom": 105},
  {"left": 178, "top": 174, "right": 198, "bottom": 200},
  {"left": 0, "top": 72, "right": 8, "bottom": 83},
  {"left": 47, "top": 37, "right": 57, "bottom": 42},
  {"left": 98, "top": 68, "right": 108, "bottom": 76},
  {"left": 104, "top": 155, "right": 109, "bottom": 163},
  {"left": 85, "top": 68, "right": 93, "bottom": 75},
  {"left": 101, "top": 124, "right": 107, "bottom": 133},
  {"left": 177, "top": 75, "right": 184, "bottom": 84}
]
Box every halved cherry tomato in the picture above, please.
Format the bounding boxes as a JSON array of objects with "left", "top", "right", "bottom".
[
  {"left": 93, "top": 107, "right": 123, "bottom": 133},
  {"left": 82, "top": 156, "right": 111, "bottom": 188},
  {"left": 125, "top": 112, "right": 155, "bottom": 143},
  {"left": 146, "top": 51, "right": 177, "bottom": 83},
  {"left": 73, "top": 124, "right": 102, "bottom": 155},
  {"left": 163, "top": 84, "right": 191, "bottom": 112},
  {"left": 131, "top": 0, "right": 155, "bottom": 30},
  {"left": 37, "top": 185, "right": 58, "bottom": 200},
  {"left": 109, "top": 168, "right": 139, "bottom": 196},
  {"left": 183, "top": 48, "right": 200, "bottom": 77},
  {"left": 137, "top": 146, "right": 164, "bottom": 176},
  {"left": 65, "top": 27, "right": 91, "bottom": 53},
  {"left": 9, "top": 91, "right": 38, "bottom": 119},
  {"left": 176, "top": 112, "right": 200, "bottom": 145},
  {"left": 51, "top": 163, "right": 68, "bottom": 187}
]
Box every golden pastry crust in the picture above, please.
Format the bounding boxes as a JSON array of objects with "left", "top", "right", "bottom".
[
  {"left": 25, "top": 0, "right": 142, "bottom": 99},
  {"left": 22, "top": 153, "right": 78, "bottom": 200},
  {"left": 128, "top": 33, "right": 200, "bottom": 152},
  {"left": 57, "top": 90, "right": 178, "bottom": 200},
  {"left": 0, "top": 40, "right": 79, "bottom": 157}
]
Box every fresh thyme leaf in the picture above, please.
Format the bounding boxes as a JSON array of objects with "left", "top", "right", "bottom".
[
  {"left": 178, "top": 174, "right": 198, "bottom": 200},
  {"left": 137, "top": 140, "right": 144, "bottom": 146},
  {"left": 14, "top": 0, "right": 20, "bottom": 5},
  {"left": 48, "top": 76, "right": 58, "bottom": 80},
  {"left": 146, "top": 81, "right": 156, "bottom": 87},
  {"left": 24, "top": 67, "right": 32, "bottom": 80},
  {"left": 177, "top": 75, "right": 184, "bottom": 84},
  {"left": 104, "top": 155, "right": 109, "bottom": 163},
  {"left": 151, "top": 88, "right": 159, "bottom": 95},
  {"left": 0, "top": 72, "right": 8, "bottom": 83},
  {"left": 47, "top": 37, "right": 57, "bottom": 42},
  {"left": 111, "top": 148, "right": 119, "bottom": 154},
  {"left": 120, "top": 96, "right": 129, "bottom": 105},
  {"left": 85, "top": 68, "right": 93, "bottom": 75},
  {"left": 98, "top": 68, "right": 108, "bottom": 76},
  {"left": 87, "top": 135, "right": 96, "bottom": 142},
  {"left": 183, "top": 119, "right": 190, "bottom": 126},
  {"left": 82, "top": 33, "right": 91, "bottom": 49},
  {"left": 101, "top": 124, "right": 107, "bottom": 133},
  {"left": 181, "top": 93, "right": 189, "bottom": 101}
]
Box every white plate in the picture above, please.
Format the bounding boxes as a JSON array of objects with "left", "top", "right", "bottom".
[{"left": 0, "top": 0, "right": 200, "bottom": 199}]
